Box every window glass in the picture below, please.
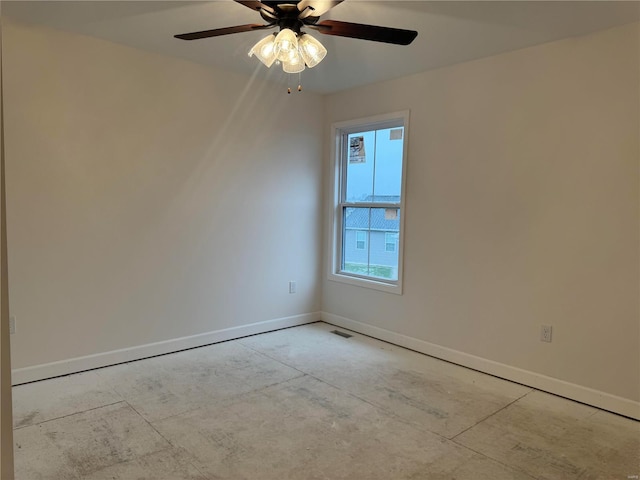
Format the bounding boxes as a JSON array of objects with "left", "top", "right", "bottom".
[
  {"left": 342, "top": 208, "right": 370, "bottom": 275},
  {"left": 345, "top": 131, "right": 375, "bottom": 203},
  {"left": 373, "top": 128, "right": 403, "bottom": 203},
  {"left": 345, "top": 129, "right": 403, "bottom": 204},
  {"left": 385, "top": 232, "right": 399, "bottom": 252},
  {"left": 340, "top": 209, "right": 400, "bottom": 281}
]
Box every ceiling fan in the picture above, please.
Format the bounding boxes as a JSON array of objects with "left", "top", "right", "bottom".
[{"left": 174, "top": 1, "right": 418, "bottom": 83}]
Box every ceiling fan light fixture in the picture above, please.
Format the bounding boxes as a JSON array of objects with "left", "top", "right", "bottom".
[
  {"left": 282, "top": 50, "right": 306, "bottom": 73},
  {"left": 298, "top": 33, "right": 327, "bottom": 68},
  {"left": 274, "top": 28, "right": 299, "bottom": 62},
  {"left": 248, "top": 33, "right": 277, "bottom": 67}
]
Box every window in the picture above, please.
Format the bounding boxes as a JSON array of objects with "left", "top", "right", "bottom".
[
  {"left": 329, "top": 111, "right": 409, "bottom": 294},
  {"left": 385, "top": 232, "right": 398, "bottom": 252}
]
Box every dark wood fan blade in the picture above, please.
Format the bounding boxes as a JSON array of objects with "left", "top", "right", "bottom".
[
  {"left": 234, "top": 1, "right": 275, "bottom": 15},
  {"left": 175, "top": 24, "right": 273, "bottom": 40},
  {"left": 297, "top": 0, "right": 344, "bottom": 19},
  {"left": 313, "top": 20, "right": 418, "bottom": 45}
]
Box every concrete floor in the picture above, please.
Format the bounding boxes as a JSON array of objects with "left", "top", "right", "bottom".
[{"left": 12, "top": 322, "right": 640, "bottom": 479}]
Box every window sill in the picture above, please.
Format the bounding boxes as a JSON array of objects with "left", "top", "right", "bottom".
[{"left": 327, "top": 271, "right": 403, "bottom": 295}]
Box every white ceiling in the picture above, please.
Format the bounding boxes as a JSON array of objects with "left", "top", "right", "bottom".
[{"left": 4, "top": 1, "right": 640, "bottom": 94}]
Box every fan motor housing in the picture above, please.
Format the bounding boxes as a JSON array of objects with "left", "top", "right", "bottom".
[{"left": 260, "top": 3, "right": 319, "bottom": 31}]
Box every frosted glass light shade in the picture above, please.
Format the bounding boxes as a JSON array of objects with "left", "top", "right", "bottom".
[
  {"left": 282, "top": 50, "right": 305, "bottom": 73},
  {"left": 298, "top": 33, "right": 327, "bottom": 68},
  {"left": 249, "top": 34, "right": 277, "bottom": 67},
  {"left": 274, "top": 28, "right": 299, "bottom": 62}
]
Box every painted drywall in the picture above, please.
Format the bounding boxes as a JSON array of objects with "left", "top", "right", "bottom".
[
  {"left": 3, "top": 19, "right": 323, "bottom": 372},
  {"left": 1, "top": 12, "right": 15, "bottom": 478},
  {"left": 323, "top": 23, "right": 640, "bottom": 405},
  {"left": 3, "top": 14, "right": 638, "bottom": 420}
]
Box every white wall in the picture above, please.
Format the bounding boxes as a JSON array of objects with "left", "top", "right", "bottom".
[
  {"left": 1, "top": 11, "right": 15, "bottom": 477},
  {"left": 3, "top": 19, "right": 323, "bottom": 377},
  {"left": 323, "top": 23, "right": 640, "bottom": 416},
  {"left": 3, "top": 16, "right": 638, "bottom": 420}
]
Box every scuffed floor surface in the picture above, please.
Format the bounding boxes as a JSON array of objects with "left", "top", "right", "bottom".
[{"left": 12, "top": 322, "right": 640, "bottom": 479}]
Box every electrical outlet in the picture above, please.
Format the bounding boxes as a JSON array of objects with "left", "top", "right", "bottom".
[
  {"left": 9, "top": 316, "right": 15, "bottom": 335},
  {"left": 289, "top": 281, "right": 296, "bottom": 294},
  {"left": 540, "top": 325, "right": 552, "bottom": 343}
]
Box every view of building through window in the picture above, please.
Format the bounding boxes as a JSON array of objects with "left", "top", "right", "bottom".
[{"left": 339, "top": 125, "right": 405, "bottom": 282}]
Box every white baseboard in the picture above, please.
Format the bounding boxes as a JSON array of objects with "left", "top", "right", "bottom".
[
  {"left": 12, "top": 312, "right": 321, "bottom": 385},
  {"left": 321, "top": 312, "right": 640, "bottom": 420}
]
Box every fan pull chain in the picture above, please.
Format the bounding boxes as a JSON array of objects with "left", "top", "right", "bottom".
[{"left": 286, "top": 74, "right": 303, "bottom": 94}]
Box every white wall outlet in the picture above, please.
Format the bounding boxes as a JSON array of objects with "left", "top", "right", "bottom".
[
  {"left": 540, "top": 325, "right": 552, "bottom": 343},
  {"left": 9, "top": 316, "right": 16, "bottom": 335},
  {"left": 289, "top": 281, "right": 297, "bottom": 294}
]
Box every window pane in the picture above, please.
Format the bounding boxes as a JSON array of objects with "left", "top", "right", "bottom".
[
  {"left": 345, "top": 128, "right": 403, "bottom": 204},
  {"left": 372, "top": 128, "right": 403, "bottom": 203},
  {"left": 385, "top": 232, "right": 398, "bottom": 252},
  {"left": 368, "top": 208, "right": 399, "bottom": 280},
  {"left": 342, "top": 207, "right": 370, "bottom": 276},
  {"left": 341, "top": 207, "right": 400, "bottom": 281},
  {"left": 345, "top": 131, "right": 376, "bottom": 202}
]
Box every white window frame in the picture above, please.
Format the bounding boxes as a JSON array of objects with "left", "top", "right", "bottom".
[
  {"left": 355, "top": 230, "right": 367, "bottom": 250},
  {"left": 327, "top": 111, "right": 409, "bottom": 295}
]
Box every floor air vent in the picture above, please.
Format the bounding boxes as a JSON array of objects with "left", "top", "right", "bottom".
[{"left": 331, "top": 330, "right": 353, "bottom": 339}]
